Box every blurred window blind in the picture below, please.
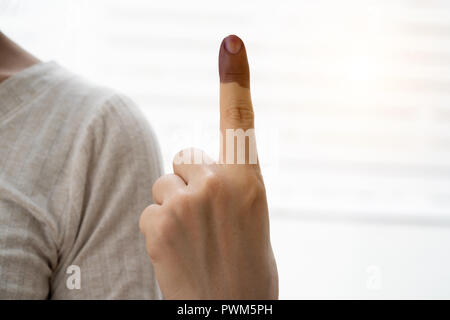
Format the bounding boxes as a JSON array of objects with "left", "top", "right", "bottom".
[{"left": 2, "top": 0, "right": 450, "bottom": 223}]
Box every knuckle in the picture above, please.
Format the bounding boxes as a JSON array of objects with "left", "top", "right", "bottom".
[
  {"left": 196, "top": 171, "right": 229, "bottom": 207},
  {"left": 167, "top": 190, "right": 193, "bottom": 217},
  {"left": 238, "top": 174, "right": 266, "bottom": 208},
  {"left": 202, "top": 172, "right": 223, "bottom": 195},
  {"left": 152, "top": 174, "right": 176, "bottom": 196},
  {"left": 225, "top": 101, "right": 254, "bottom": 128},
  {"left": 157, "top": 213, "right": 177, "bottom": 238},
  {"left": 177, "top": 191, "right": 191, "bottom": 208},
  {"left": 139, "top": 205, "right": 157, "bottom": 234}
]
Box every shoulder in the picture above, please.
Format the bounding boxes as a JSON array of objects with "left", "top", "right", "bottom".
[
  {"left": 42, "top": 63, "right": 163, "bottom": 176},
  {"left": 45, "top": 64, "right": 147, "bottom": 138}
]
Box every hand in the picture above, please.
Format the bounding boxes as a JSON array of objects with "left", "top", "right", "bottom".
[{"left": 139, "top": 35, "right": 278, "bottom": 300}]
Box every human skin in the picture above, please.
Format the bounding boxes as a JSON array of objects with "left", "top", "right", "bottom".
[
  {"left": 0, "top": 32, "right": 40, "bottom": 83},
  {"left": 139, "top": 35, "right": 279, "bottom": 299}
]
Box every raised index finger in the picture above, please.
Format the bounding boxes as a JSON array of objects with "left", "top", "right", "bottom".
[{"left": 219, "top": 35, "right": 257, "bottom": 165}]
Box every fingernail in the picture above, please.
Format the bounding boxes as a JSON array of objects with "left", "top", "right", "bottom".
[
  {"left": 219, "top": 34, "right": 250, "bottom": 88},
  {"left": 224, "top": 35, "right": 242, "bottom": 54}
]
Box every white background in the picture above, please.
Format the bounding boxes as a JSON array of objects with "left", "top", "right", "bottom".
[{"left": 2, "top": 0, "right": 450, "bottom": 298}]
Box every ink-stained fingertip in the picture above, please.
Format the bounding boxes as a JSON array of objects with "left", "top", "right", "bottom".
[{"left": 219, "top": 35, "right": 250, "bottom": 88}]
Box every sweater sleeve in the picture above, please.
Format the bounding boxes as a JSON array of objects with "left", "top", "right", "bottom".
[{"left": 49, "top": 94, "right": 163, "bottom": 299}]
